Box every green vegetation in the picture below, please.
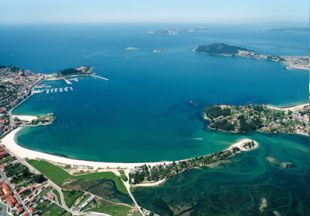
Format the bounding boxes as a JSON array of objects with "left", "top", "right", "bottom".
[
  {"left": 66, "top": 178, "right": 133, "bottom": 205},
  {"left": 42, "top": 203, "right": 67, "bottom": 216},
  {"left": 204, "top": 104, "right": 309, "bottom": 134},
  {"left": 57, "top": 66, "right": 93, "bottom": 77},
  {"left": 30, "top": 113, "right": 55, "bottom": 126},
  {"left": 119, "top": 170, "right": 128, "bottom": 182},
  {"left": 51, "top": 189, "right": 62, "bottom": 205},
  {"left": 4, "top": 162, "right": 46, "bottom": 185},
  {"left": 63, "top": 190, "right": 83, "bottom": 207},
  {"left": 86, "top": 198, "right": 133, "bottom": 216},
  {"left": 39, "top": 187, "right": 52, "bottom": 197},
  {"left": 77, "top": 194, "right": 91, "bottom": 206},
  {"left": 195, "top": 43, "right": 253, "bottom": 55},
  {"left": 27, "top": 160, "right": 70, "bottom": 185},
  {"left": 129, "top": 144, "right": 246, "bottom": 184},
  {"left": 27, "top": 159, "right": 127, "bottom": 194},
  {"left": 90, "top": 205, "right": 132, "bottom": 216},
  {"left": 0, "top": 156, "right": 15, "bottom": 164},
  {"left": 36, "top": 200, "right": 69, "bottom": 216}
]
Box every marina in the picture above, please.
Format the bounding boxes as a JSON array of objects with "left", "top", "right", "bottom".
[{"left": 33, "top": 87, "right": 74, "bottom": 94}]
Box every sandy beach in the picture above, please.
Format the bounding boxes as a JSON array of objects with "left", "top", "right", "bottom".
[
  {"left": 12, "top": 115, "right": 38, "bottom": 122},
  {"left": 0, "top": 128, "right": 257, "bottom": 170},
  {"left": 1, "top": 127, "right": 172, "bottom": 169},
  {"left": 228, "top": 138, "right": 259, "bottom": 151},
  {"left": 266, "top": 103, "right": 309, "bottom": 112}
]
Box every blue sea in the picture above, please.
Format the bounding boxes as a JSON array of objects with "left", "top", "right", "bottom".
[
  {"left": 0, "top": 24, "right": 308, "bottom": 162},
  {"left": 1, "top": 24, "right": 309, "bottom": 215}
]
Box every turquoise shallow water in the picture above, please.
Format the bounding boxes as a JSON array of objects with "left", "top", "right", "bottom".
[
  {"left": 1, "top": 24, "right": 307, "bottom": 162},
  {"left": 133, "top": 133, "right": 309, "bottom": 215},
  {"left": 1, "top": 24, "right": 309, "bottom": 215}
]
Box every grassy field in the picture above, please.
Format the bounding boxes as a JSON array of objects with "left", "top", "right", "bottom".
[
  {"left": 41, "top": 203, "right": 66, "bottom": 216},
  {"left": 37, "top": 200, "right": 70, "bottom": 216},
  {"left": 89, "top": 205, "right": 132, "bottom": 216},
  {"left": 27, "top": 159, "right": 127, "bottom": 194},
  {"left": 39, "top": 187, "right": 52, "bottom": 197},
  {"left": 63, "top": 190, "right": 83, "bottom": 207},
  {"left": 77, "top": 194, "right": 91, "bottom": 206}
]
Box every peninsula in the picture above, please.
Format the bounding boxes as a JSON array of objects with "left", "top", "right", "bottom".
[
  {"left": 194, "top": 43, "right": 309, "bottom": 71},
  {"left": 45, "top": 66, "right": 95, "bottom": 80}
]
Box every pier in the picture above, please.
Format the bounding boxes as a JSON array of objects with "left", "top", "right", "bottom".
[{"left": 64, "top": 79, "right": 72, "bottom": 85}]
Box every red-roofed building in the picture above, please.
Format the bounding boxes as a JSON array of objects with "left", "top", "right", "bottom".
[
  {"left": 15, "top": 202, "right": 20, "bottom": 208},
  {"left": 2, "top": 183, "right": 12, "bottom": 196},
  {"left": 0, "top": 151, "right": 8, "bottom": 159},
  {"left": 28, "top": 207, "right": 34, "bottom": 214},
  {"left": 6, "top": 195, "right": 17, "bottom": 207},
  {"left": 18, "top": 188, "right": 28, "bottom": 194},
  {"left": 16, "top": 206, "right": 23, "bottom": 215}
]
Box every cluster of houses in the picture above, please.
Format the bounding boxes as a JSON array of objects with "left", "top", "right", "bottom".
[
  {"left": 0, "top": 179, "right": 35, "bottom": 216},
  {"left": 0, "top": 147, "right": 48, "bottom": 216}
]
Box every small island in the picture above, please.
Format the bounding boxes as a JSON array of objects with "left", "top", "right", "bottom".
[
  {"left": 194, "top": 43, "right": 309, "bottom": 71},
  {"left": 194, "top": 43, "right": 254, "bottom": 56},
  {"left": 204, "top": 104, "right": 309, "bottom": 135}
]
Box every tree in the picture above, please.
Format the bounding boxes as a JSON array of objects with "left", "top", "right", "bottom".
[{"left": 33, "top": 174, "right": 47, "bottom": 183}]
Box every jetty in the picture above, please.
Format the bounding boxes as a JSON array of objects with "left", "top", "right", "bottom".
[{"left": 92, "top": 75, "right": 109, "bottom": 81}]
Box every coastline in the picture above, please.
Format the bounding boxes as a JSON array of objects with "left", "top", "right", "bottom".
[
  {"left": 0, "top": 127, "right": 256, "bottom": 170},
  {"left": 1, "top": 127, "right": 173, "bottom": 169},
  {"left": 266, "top": 103, "right": 309, "bottom": 112},
  {"left": 11, "top": 115, "right": 38, "bottom": 122}
]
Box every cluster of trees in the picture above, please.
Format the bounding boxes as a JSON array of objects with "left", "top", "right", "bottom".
[
  {"left": 195, "top": 43, "right": 253, "bottom": 55},
  {"left": 205, "top": 106, "right": 231, "bottom": 118},
  {"left": 243, "top": 141, "right": 256, "bottom": 150},
  {"left": 205, "top": 105, "right": 295, "bottom": 134},
  {"left": 59, "top": 68, "right": 80, "bottom": 76},
  {"left": 58, "top": 66, "right": 92, "bottom": 77},
  {"left": 129, "top": 147, "right": 241, "bottom": 184},
  {"left": 211, "top": 119, "right": 235, "bottom": 131},
  {"left": 5, "top": 163, "right": 46, "bottom": 184}
]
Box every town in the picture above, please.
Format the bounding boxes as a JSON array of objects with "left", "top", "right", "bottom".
[{"left": 0, "top": 66, "right": 44, "bottom": 137}]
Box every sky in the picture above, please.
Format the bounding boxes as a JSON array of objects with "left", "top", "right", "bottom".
[{"left": 0, "top": 0, "right": 308, "bottom": 24}]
